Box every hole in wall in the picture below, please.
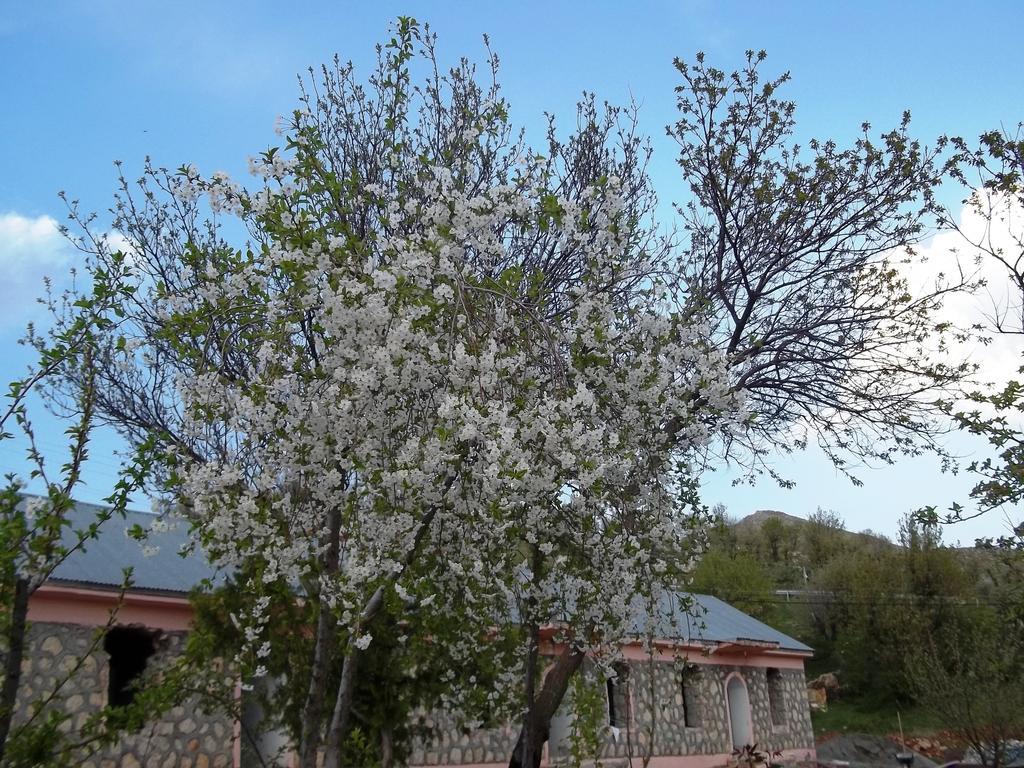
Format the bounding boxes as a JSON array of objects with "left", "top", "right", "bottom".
[{"left": 104, "top": 625, "right": 159, "bottom": 707}]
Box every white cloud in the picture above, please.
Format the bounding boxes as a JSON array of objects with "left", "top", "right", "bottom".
[
  {"left": 101, "top": 230, "right": 139, "bottom": 264},
  {"left": 0, "top": 212, "right": 65, "bottom": 262},
  {"left": 899, "top": 191, "right": 1024, "bottom": 395},
  {"left": 0, "top": 212, "right": 73, "bottom": 331}
]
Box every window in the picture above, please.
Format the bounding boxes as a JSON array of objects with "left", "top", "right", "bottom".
[
  {"left": 680, "top": 664, "right": 702, "bottom": 728},
  {"left": 766, "top": 668, "right": 786, "bottom": 727},
  {"left": 726, "top": 674, "right": 752, "bottom": 748},
  {"left": 104, "top": 626, "right": 159, "bottom": 707},
  {"left": 606, "top": 664, "right": 630, "bottom": 728}
]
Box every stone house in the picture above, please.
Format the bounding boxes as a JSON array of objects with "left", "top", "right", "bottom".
[
  {"left": 18, "top": 501, "right": 235, "bottom": 768},
  {"left": 409, "top": 594, "right": 817, "bottom": 768},
  {"left": 17, "top": 500, "right": 816, "bottom": 767}
]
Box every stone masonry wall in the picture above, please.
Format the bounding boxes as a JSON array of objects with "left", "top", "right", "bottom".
[
  {"left": 411, "top": 658, "right": 814, "bottom": 766},
  {"left": 407, "top": 710, "right": 519, "bottom": 766},
  {"left": 14, "top": 621, "right": 235, "bottom": 768}
]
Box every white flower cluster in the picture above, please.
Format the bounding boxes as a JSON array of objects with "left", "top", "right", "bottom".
[{"left": 162, "top": 145, "right": 744, "bottom": 704}]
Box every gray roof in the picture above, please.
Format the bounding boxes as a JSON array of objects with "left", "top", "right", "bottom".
[
  {"left": 39, "top": 499, "right": 811, "bottom": 654},
  {"left": 641, "top": 592, "right": 813, "bottom": 654},
  {"left": 42, "top": 498, "right": 219, "bottom": 594}
]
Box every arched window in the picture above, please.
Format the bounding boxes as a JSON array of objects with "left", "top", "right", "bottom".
[{"left": 725, "top": 673, "right": 752, "bottom": 749}]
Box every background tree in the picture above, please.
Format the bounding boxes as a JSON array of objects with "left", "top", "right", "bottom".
[
  {"left": 899, "top": 514, "right": 972, "bottom": 601},
  {"left": 0, "top": 251, "right": 155, "bottom": 765},
  {"left": 909, "top": 608, "right": 1024, "bottom": 768},
  {"left": 757, "top": 516, "right": 784, "bottom": 562},
  {"left": 932, "top": 125, "right": 1024, "bottom": 537},
  {"left": 804, "top": 515, "right": 971, "bottom": 705},
  {"left": 689, "top": 549, "right": 777, "bottom": 623},
  {"left": 802, "top": 508, "right": 847, "bottom": 574},
  {"left": 904, "top": 124, "right": 1024, "bottom": 764},
  {"left": 702, "top": 503, "right": 739, "bottom": 556},
  {"left": 672, "top": 51, "right": 974, "bottom": 484},
  {"left": 806, "top": 549, "right": 906, "bottom": 700}
]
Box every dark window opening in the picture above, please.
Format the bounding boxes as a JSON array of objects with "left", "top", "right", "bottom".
[
  {"left": 680, "top": 664, "right": 702, "bottom": 728},
  {"left": 104, "top": 626, "right": 158, "bottom": 707},
  {"left": 766, "top": 667, "right": 786, "bottom": 727},
  {"left": 606, "top": 664, "right": 629, "bottom": 728}
]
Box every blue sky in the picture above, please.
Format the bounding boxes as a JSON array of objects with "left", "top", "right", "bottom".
[{"left": 2, "top": 1, "right": 1023, "bottom": 542}]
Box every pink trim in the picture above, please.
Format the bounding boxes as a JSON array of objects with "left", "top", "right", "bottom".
[
  {"left": 539, "top": 639, "right": 806, "bottom": 669},
  {"left": 534, "top": 625, "right": 810, "bottom": 668},
  {"left": 28, "top": 584, "right": 194, "bottom": 632},
  {"left": 620, "top": 644, "right": 806, "bottom": 669}
]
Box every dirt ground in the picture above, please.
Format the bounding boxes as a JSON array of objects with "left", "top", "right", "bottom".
[{"left": 814, "top": 733, "right": 941, "bottom": 768}]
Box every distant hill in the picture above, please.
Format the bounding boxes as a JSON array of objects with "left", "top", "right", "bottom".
[
  {"left": 731, "top": 509, "right": 892, "bottom": 548},
  {"left": 732, "top": 509, "right": 808, "bottom": 532},
  {"left": 728, "top": 508, "right": 998, "bottom": 583}
]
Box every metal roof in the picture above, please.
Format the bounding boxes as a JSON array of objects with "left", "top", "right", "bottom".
[
  {"left": 646, "top": 592, "right": 813, "bottom": 653},
  {"left": 41, "top": 498, "right": 220, "bottom": 594}
]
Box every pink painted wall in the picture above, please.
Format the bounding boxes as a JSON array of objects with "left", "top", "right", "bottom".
[
  {"left": 539, "top": 633, "right": 811, "bottom": 670},
  {"left": 28, "top": 583, "right": 195, "bottom": 631}
]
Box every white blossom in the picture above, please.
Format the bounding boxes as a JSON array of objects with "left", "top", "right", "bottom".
[{"left": 161, "top": 133, "right": 742, "bottom": 710}]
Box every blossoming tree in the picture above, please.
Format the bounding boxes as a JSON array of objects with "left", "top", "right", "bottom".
[{"left": 41, "top": 22, "right": 973, "bottom": 768}]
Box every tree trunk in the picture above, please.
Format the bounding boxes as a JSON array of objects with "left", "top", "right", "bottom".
[
  {"left": 297, "top": 508, "right": 341, "bottom": 768},
  {"left": 320, "top": 488, "right": 450, "bottom": 768},
  {"left": 322, "top": 651, "right": 360, "bottom": 768},
  {"left": 508, "top": 645, "right": 586, "bottom": 768},
  {"left": 0, "top": 577, "right": 30, "bottom": 762},
  {"left": 380, "top": 722, "right": 394, "bottom": 768},
  {"left": 520, "top": 627, "right": 540, "bottom": 768},
  {"left": 321, "top": 578, "right": 391, "bottom": 768}
]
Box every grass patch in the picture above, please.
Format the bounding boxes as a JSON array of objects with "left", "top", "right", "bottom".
[{"left": 812, "top": 699, "right": 944, "bottom": 737}]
